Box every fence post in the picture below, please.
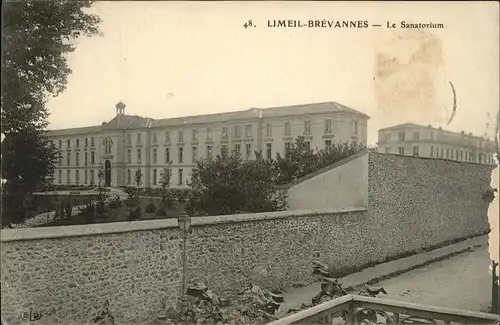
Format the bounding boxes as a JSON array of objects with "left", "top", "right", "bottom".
[{"left": 493, "top": 261, "right": 499, "bottom": 315}]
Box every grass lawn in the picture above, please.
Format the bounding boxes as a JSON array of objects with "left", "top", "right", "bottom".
[
  {"left": 38, "top": 197, "right": 186, "bottom": 227},
  {"left": 27, "top": 194, "right": 98, "bottom": 218}
]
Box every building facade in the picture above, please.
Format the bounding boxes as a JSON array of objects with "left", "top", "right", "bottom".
[
  {"left": 48, "top": 101, "right": 369, "bottom": 188},
  {"left": 377, "top": 123, "right": 496, "bottom": 165}
]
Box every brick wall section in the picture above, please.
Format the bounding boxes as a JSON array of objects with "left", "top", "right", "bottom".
[{"left": 0, "top": 153, "right": 494, "bottom": 324}]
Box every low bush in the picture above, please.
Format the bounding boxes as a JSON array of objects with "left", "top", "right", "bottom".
[
  {"left": 155, "top": 205, "right": 167, "bottom": 216},
  {"left": 127, "top": 206, "right": 141, "bottom": 221},
  {"left": 108, "top": 196, "right": 122, "bottom": 209},
  {"left": 122, "top": 187, "right": 192, "bottom": 200},
  {"left": 124, "top": 196, "right": 137, "bottom": 207},
  {"left": 78, "top": 199, "right": 97, "bottom": 224},
  {"left": 145, "top": 200, "right": 157, "bottom": 213},
  {"left": 162, "top": 190, "right": 177, "bottom": 208}
]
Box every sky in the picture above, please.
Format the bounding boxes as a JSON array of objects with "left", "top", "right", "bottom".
[{"left": 46, "top": 1, "right": 499, "bottom": 145}]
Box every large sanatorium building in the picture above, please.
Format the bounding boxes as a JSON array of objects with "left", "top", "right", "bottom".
[{"left": 48, "top": 101, "right": 369, "bottom": 188}]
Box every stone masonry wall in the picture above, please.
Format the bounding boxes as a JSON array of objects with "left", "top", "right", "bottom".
[
  {"left": 185, "top": 153, "right": 494, "bottom": 298},
  {"left": 1, "top": 153, "right": 494, "bottom": 324},
  {"left": 1, "top": 225, "right": 183, "bottom": 324},
  {"left": 185, "top": 209, "right": 370, "bottom": 299},
  {"left": 365, "top": 153, "right": 493, "bottom": 259}
]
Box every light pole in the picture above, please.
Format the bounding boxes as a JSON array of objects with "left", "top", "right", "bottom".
[{"left": 177, "top": 211, "right": 192, "bottom": 314}]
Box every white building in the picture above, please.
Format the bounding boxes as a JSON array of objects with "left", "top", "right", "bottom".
[
  {"left": 48, "top": 101, "right": 369, "bottom": 188},
  {"left": 377, "top": 123, "right": 496, "bottom": 165}
]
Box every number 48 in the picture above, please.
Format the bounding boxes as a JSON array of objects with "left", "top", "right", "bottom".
[{"left": 243, "top": 20, "right": 253, "bottom": 28}]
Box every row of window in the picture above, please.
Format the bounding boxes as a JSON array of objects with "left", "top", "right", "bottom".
[
  {"left": 386, "top": 131, "right": 484, "bottom": 148},
  {"left": 126, "top": 168, "right": 184, "bottom": 186},
  {"left": 57, "top": 137, "right": 95, "bottom": 149},
  {"left": 57, "top": 139, "right": 341, "bottom": 186},
  {"left": 124, "top": 120, "right": 358, "bottom": 145},
  {"left": 54, "top": 121, "right": 359, "bottom": 157},
  {"left": 126, "top": 139, "right": 339, "bottom": 164},
  {"left": 389, "top": 145, "right": 492, "bottom": 163},
  {"left": 56, "top": 169, "right": 96, "bottom": 185},
  {"left": 58, "top": 138, "right": 342, "bottom": 167},
  {"left": 386, "top": 131, "right": 425, "bottom": 142},
  {"left": 59, "top": 151, "right": 96, "bottom": 166},
  {"left": 56, "top": 168, "right": 184, "bottom": 186}
]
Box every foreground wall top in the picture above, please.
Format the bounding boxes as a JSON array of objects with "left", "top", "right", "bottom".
[{"left": 0, "top": 207, "right": 367, "bottom": 242}]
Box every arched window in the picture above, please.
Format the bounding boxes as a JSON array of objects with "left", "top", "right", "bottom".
[{"left": 104, "top": 138, "right": 113, "bottom": 155}]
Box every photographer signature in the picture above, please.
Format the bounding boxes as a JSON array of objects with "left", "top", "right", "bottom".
[{"left": 19, "top": 308, "right": 56, "bottom": 322}]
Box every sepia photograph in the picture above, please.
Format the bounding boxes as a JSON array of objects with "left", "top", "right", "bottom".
[{"left": 1, "top": 1, "right": 499, "bottom": 324}]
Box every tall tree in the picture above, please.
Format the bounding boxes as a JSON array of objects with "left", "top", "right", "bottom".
[{"left": 1, "top": 1, "right": 101, "bottom": 225}]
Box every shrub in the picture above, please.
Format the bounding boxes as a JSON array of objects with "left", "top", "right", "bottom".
[
  {"left": 145, "top": 199, "right": 157, "bottom": 213},
  {"left": 124, "top": 187, "right": 140, "bottom": 208},
  {"left": 127, "top": 206, "right": 141, "bottom": 221},
  {"left": 176, "top": 188, "right": 190, "bottom": 203},
  {"left": 62, "top": 201, "right": 73, "bottom": 220},
  {"left": 163, "top": 190, "right": 176, "bottom": 208},
  {"left": 96, "top": 186, "right": 109, "bottom": 214},
  {"left": 124, "top": 197, "right": 136, "bottom": 207},
  {"left": 122, "top": 186, "right": 136, "bottom": 195},
  {"left": 156, "top": 205, "right": 167, "bottom": 216},
  {"left": 54, "top": 204, "right": 63, "bottom": 220},
  {"left": 78, "top": 199, "right": 96, "bottom": 224},
  {"left": 188, "top": 150, "right": 287, "bottom": 216},
  {"left": 108, "top": 196, "right": 122, "bottom": 209}
]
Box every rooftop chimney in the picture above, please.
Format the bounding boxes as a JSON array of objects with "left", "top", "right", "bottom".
[{"left": 116, "top": 101, "right": 126, "bottom": 116}]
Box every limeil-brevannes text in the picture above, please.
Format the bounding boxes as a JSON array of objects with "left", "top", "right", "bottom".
[
  {"left": 267, "top": 20, "right": 445, "bottom": 29},
  {"left": 267, "top": 20, "right": 369, "bottom": 28}
]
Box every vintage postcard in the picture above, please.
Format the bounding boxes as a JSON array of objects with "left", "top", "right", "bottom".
[{"left": 1, "top": 1, "right": 499, "bottom": 325}]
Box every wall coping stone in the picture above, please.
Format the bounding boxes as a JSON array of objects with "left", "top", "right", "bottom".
[
  {"left": 190, "top": 207, "right": 367, "bottom": 227},
  {"left": 0, "top": 207, "right": 367, "bottom": 242}
]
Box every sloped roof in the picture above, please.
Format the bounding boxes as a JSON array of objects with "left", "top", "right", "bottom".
[
  {"left": 47, "top": 125, "right": 101, "bottom": 136},
  {"left": 48, "top": 101, "right": 369, "bottom": 134},
  {"left": 378, "top": 123, "right": 424, "bottom": 131},
  {"left": 379, "top": 122, "right": 492, "bottom": 141},
  {"left": 262, "top": 101, "right": 369, "bottom": 119},
  {"left": 47, "top": 115, "right": 154, "bottom": 136},
  {"left": 101, "top": 114, "right": 154, "bottom": 130},
  {"left": 152, "top": 108, "right": 261, "bottom": 128}
]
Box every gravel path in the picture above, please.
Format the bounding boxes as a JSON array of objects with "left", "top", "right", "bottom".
[{"left": 279, "top": 236, "right": 488, "bottom": 314}]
